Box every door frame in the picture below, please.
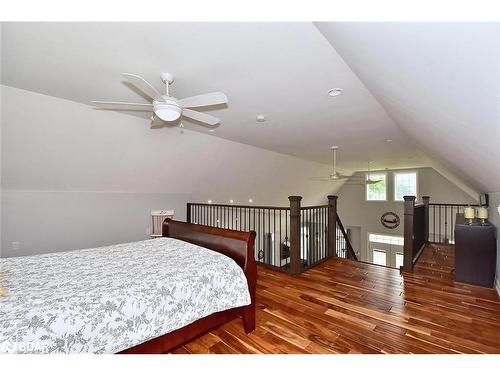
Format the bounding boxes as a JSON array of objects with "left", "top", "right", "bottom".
[{"left": 367, "top": 232, "right": 404, "bottom": 268}]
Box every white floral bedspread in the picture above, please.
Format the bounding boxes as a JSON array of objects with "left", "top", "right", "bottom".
[{"left": 0, "top": 238, "right": 250, "bottom": 354}]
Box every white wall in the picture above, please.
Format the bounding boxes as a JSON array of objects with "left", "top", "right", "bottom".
[
  {"left": 1, "top": 191, "right": 190, "bottom": 257},
  {"left": 1, "top": 85, "right": 337, "bottom": 256},
  {"left": 337, "top": 167, "right": 478, "bottom": 262}
]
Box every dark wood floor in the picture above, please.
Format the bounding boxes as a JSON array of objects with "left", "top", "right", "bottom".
[{"left": 172, "top": 244, "right": 500, "bottom": 354}]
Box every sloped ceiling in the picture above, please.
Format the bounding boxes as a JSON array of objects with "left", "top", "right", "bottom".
[
  {"left": 315, "top": 22, "right": 500, "bottom": 193},
  {"left": 0, "top": 22, "right": 424, "bottom": 173},
  {"left": 2, "top": 22, "right": 497, "bottom": 193}
]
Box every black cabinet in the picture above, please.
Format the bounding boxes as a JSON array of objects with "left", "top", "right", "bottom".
[{"left": 454, "top": 213, "right": 497, "bottom": 287}]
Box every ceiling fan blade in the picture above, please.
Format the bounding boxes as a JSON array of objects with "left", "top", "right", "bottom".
[
  {"left": 178, "top": 92, "right": 228, "bottom": 108},
  {"left": 182, "top": 109, "right": 220, "bottom": 126},
  {"left": 92, "top": 101, "right": 153, "bottom": 111},
  {"left": 310, "top": 177, "right": 333, "bottom": 181},
  {"left": 121, "top": 73, "right": 161, "bottom": 101},
  {"left": 309, "top": 176, "right": 346, "bottom": 182}
]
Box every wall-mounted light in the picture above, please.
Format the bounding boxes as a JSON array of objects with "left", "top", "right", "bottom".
[
  {"left": 207, "top": 200, "right": 212, "bottom": 204},
  {"left": 248, "top": 199, "right": 253, "bottom": 203},
  {"left": 229, "top": 199, "right": 234, "bottom": 204}
]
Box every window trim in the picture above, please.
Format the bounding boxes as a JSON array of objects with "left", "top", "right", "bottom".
[
  {"left": 393, "top": 171, "right": 418, "bottom": 202},
  {"left": 365, "top": 172, "right": 387, "bottom": 202}
]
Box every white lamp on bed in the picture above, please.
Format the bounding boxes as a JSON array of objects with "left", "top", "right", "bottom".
[{"left": 151, "top": 210, "right": 174, "bottom": 237}]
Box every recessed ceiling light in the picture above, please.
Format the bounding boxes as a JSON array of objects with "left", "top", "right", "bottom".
[
  {"left": 256, "top": 114, "right": 266, "bottom": 122},
  {"left": 385, "top": 139, "right": 393, "bottom": 143},
  {"left": 327, "top": 88, "right": 343, "bottom": 97},
  {"left": 209, "top": 129, "right": 215, "bottom": 132}
]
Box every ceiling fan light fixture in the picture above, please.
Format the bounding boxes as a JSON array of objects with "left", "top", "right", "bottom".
[
  {"left": 93, "top": 73, "right": 228, "bottom": 127},
  {"left": 153, "top": 102, "right": 182, "bottom": 122}
]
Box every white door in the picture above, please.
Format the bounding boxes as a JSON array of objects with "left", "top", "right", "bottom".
[{"left": 368, "top": 233, "right": 404, "bottom": 269}]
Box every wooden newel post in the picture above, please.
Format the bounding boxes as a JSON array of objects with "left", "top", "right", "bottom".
[
  {"left": 422, "top": 196, "right": 430, "bottom": 244},
  {"left": 327, "top": 195, "right": 338, "bottom": 258},
  {"left": 402, "top": 196, "right": 416, "bottom": 272},
  {"left": 288, "top": 196, "right": 302, "bottom": 275}
]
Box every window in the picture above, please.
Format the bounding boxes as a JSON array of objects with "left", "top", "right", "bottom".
[
  {"left": 394, "top": 172, "right": 417, "bottom": 201},
  {"left": 372, "top": 250, "right": 387, "bottom": 266},
  {"left": 368, "top": 233, "right": 404, "bottom": 246},
  {"left": 366, "top": 173, "right": 386, "bottom": 201},
  {"left": 395, "top": 253, "right": 404, "bottom": 269}
]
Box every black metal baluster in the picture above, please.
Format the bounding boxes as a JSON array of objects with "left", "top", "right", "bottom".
[
  {"left": 450, "top": 206, "right": 455, "bottom": 243},
  {"left": 269, "top": 209, "right": 272, "bottom": 265},
  {"left": 446, "top": 205, "right": 449, "bottom": 242},
  {"left": 286, "top": 210, "right": 290, "bottom": 266},
  {"left": 309, "top": 209, "right": 312, "bottom": 266},
  {"left": 279, "top": 209, "right": 282, "bottom": 267},
  {"left": 257, "top": 208, "right": 261, "bottom": 263},
  {"left": 313, "top": 208, "right": 316, "bottom": 265},
  {"left": 311, "top": 208, "right": 313, "bottom": 264},
  {"left": 260, "top": 208, "right": 264, "bottom": 264},
  {"left": 432, "top": 205, "right": 435, "bottom": 242},
  {"left": 264, "top": 208, "right": 267, "bottom": 265},
  {"left": 439, "top": 205, "right": 442, "bottom": 243},
  {"left": 325, "top": 208, "right": 328, "bottom": 259},
  {"left": 320, "top": 207, "right": 324, "bottom": 261},
  {"left": 273, "top": 209, "right": 276, "bottom": 266}
]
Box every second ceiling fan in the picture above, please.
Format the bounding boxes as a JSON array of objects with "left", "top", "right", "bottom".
[
  {"left": 311, "top": 146, "right": 351, "bottom": 182},
  {"left": 311, "top": 146, "right": 382, "bottom": 185},
  {"left": 92, "top": 72, "right": 228, "bottom": 127}
]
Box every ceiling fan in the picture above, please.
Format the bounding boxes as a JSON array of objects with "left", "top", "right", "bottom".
[
  {"left": 364, "top": 161, "right": 383, "bottom": 185},
  {"left": 311, "top": 147, "right": 383, "bottom": 185},
  {"left": 341, "top": 161, "right": 383, "bottom": 185},
  {"left": 311, "top": 146, "right": 352, "bottom": 182},
  {"left": 92, "top": 72, "right": 228, "bottom": 127}
]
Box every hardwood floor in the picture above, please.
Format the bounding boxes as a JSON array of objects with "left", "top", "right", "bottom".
[{"left": 173, "top": 244, "right": 500, "bottom": 354}]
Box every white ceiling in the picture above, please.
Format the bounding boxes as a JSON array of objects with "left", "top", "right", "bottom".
[
  {"left": 1, "top": 22, "right": 424, "bottom": 173},
  {"left": 2, "top": 22, "right": 497, "bottom": 192},
  {"left": 315, "top": 22, "right": 500, "bottom": 192}
]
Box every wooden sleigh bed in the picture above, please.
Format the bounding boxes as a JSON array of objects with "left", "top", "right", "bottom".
[{"left": 120, "top": 219, "right": 257, "bottom": 354}]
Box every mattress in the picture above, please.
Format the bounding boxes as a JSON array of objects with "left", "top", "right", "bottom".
[{"left": 0, "top": 237, "right": 251, "bottom": 353}]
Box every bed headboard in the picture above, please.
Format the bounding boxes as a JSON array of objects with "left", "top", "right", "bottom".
[{"left": 162, "top": 219, "right": 256, "bottom": 272}]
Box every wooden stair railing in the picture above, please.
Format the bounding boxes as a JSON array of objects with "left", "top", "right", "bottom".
[
  {"left": 336, "top": 215, "right": 358, "bottom": 261},
  {"left": 402, "top": 195, "right": 488, "bottom": 272},
  {"left": 186, "top": 194, "right": 359, "bottom": 275}
]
